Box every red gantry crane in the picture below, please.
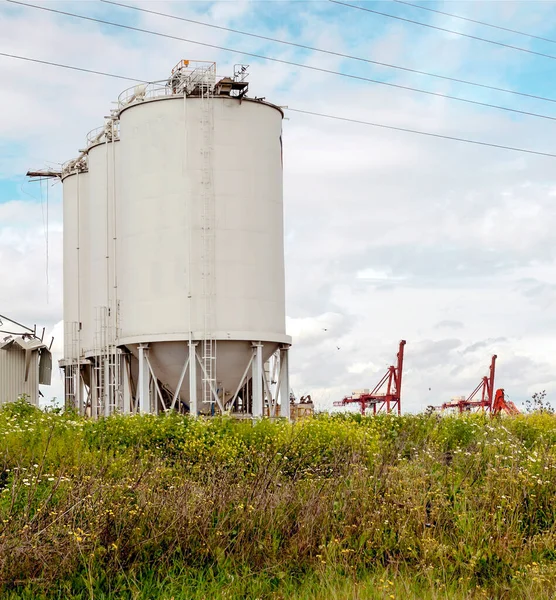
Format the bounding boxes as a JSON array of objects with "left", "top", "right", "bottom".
[
  {"left": 334, "top": 340, "right": 406, "bottom": 416},
  {"left": 438, "top": 355, "right": 520, "bottom": 415}
]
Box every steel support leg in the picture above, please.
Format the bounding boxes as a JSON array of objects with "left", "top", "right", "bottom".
[
  {"left": 252, "top": 343, "right": 263, "bottom": 418},
  {"left": 138, "top": 344, "right": 150, "bottom": 414},
  {"left": 189, "top": 341, "right": 198, "bottom": 416},
  {"left": 104, "top": 358, "right": 110, "bottom": 417},
  {"left": 279, "top": 346, "right": 290, "bottom": 420},
  {"left": 91, "top": 363, "right": 98, "bottom": 419},
  {"left": 122, "top": 355, "right": 132, "bottom": 414},
  {"left": 75, "top": 365, "right": 81, "bottom": 414},
  {"left": 79, "top": 365, "right": 88, "bottom": 416}
]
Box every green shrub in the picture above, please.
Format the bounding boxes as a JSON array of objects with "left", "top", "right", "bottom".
[{"left": 0, "top": 406, "right": 555, "bottom": 598}]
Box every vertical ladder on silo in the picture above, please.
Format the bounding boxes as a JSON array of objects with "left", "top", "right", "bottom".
[
  {"left": 113, "top": 300, "right": 122, "bottom": 412},
  {"left": 93, "top": 305, "right": 119, "bottom": 417},
  {"left": 92, "top": 308, "right": 101, "bottom": 418},
  {"left": 199, "top": 64, "right": 217, "bottom": 410},
  {"left": 93, "top": 306, "right": 108, "bottom": 417},
  {"left": 93, "top": 359, "right": 102, "bottom": 418},
  {"left": 105, "top": 307, "right": 117, "bottom": 416}
]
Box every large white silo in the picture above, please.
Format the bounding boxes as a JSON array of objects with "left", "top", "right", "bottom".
[{"left": 116, "top": 64, "right": 291, "bottom": 417}]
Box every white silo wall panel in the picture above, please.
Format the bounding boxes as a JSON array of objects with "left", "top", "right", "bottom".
[
  {"left": 118, "top": 97, "right": 286, "bottom": 341},
  {"left": 118, "top": 98, "right": 193, "bottom": 341}
]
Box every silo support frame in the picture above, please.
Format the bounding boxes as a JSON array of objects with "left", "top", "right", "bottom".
[
  {"left": 104, "top": 359, "right": 110, "bottom": 418},
  {"left": 189, "top": 342, "right": 198, "bottom": 416},
  {"left": 144, "top": 354, "right": 167, "bottom": 413},
  {"left": 228, "top": 354, "right": 255, "bottom": 412},
  {"left": 263, "top": 369, "right": 274, "bottom": 416},
  {"left": 252, "top": 343, "right": 264, "bottom": 417},
  {"left": 137, "top": 345, "right": 167, "bottom": 414},
  {"left": 138, "top": 344, "right": 150, "bottom": 414},
  {"left": 167, "top": 341, "right": 200, "bottom": 416},
  {"left": 268, "top": 346, "right": 290, "bottom": 419},
  {"left": 122, "top": 354, "right": 132, "bottom": 415},
  {"left": 279, "top": 346, "right": 290, "bottom": 420},
  {"left": 225, "top": 344, "right": 291, "bottom": 419},
  {"left": 263, "top": 345, "right": 290, "bottom": 419},
  {"left": 63, "top": 363, "right": 91, "bottom": 416},
  {"left": 80, "top": 363, "right": 92, "bottom": 417},
  {"left": 91, "top": 364, "right": 98, "bottom": 419},
  {"left": 171, "top": 355, "right": 190, "bottom": 411},
  {"left": 132, "top": 342, "right": 289, "bottom": 419}
]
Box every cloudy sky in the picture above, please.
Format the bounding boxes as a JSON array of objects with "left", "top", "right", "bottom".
[{"left": 1, "top": 0, "right": 556, "bottom": 412}]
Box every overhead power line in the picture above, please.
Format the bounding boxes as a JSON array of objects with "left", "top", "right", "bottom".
[
  {"left": 0, "top": 51, "right": 145, "bottom": 82},
  {"left": 100, "top": 0, "right": 556, "bottom": 105},
  {"left": 330, "top": 0, "right": 556, "bottom": 62},
  {"left": 288, "top": 109, "right": 556, "bottom": 158},
  {"left": 393, "top": 0, "right": 556, "bottom": 46},
  {"left": 0, "top": 313, "right": 34, "bottom": 334},
  {"left": 7, "top": 0, "right": 556, "bottom": 124},
  {"left": 1, "top": 50, "right": 554, "bottom": 159}
]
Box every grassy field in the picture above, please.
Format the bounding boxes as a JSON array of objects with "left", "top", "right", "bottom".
[{"left": 1, "top": 401, "right": 556, "bottom": 599}]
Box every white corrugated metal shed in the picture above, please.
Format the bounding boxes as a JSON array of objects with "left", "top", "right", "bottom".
[{"left": 0, "top": 332, "right": 52, "bottom": 406}]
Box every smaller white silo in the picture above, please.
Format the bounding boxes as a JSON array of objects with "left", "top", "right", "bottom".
[
  {"left": 83, "top": 120, "right": 122, "bottom": 417},
  {"left": 60, "top": 157, "right": 90, "bottom": 410},
  {"left": 61, "top": 168, "right": 80, "bottom": 361},
  {"left": 61, "top": 160, "right": 92, "bottom": 355},
  {"left": 85, "top": 122, "right": 120, "bottom": 356}
]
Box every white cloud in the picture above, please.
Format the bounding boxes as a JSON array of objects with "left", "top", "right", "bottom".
[
  {"left": 347, "top": 361, "right": 378, "bottom": 375},
  {"left": 2, "top": 0, "right": 556, "bottom": 412}
]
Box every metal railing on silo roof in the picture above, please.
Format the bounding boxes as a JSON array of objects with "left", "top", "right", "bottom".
[
  {"left": 61, "top": 156, "right": 87, "bottom": 178},
  {"left": 117, "top": 63, "right": 217, "bottom": 110},
  {"left": 86, "top": 122, "right": 120, "bottom": 147},
  {"left": 117, "top": 80, "right": 174, "bottom": 110}
]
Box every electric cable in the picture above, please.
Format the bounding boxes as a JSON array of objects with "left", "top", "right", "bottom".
[
  {"left": 0, "top": 314, "right": 34, "bottom": 333},
  {"left": 330, "top": 0, "right": 556, "bottom": 62},
  {"left": 392, "top": 0, "right": 556, "bottom": 46},
  {"left": 100, "top": 0, "right": 556, "bottom": 105},
  {"left": 287, "top": 108, "right": 556, "bottom": 158},
  {"left": 7, "top": 0, "right": 556, "bottom": 123},
  {"left": 0, "top": 51, "right": 145, "bottom": 82},
  {"left": 1, "top": 51, "right": 554, "bottom": 158}
]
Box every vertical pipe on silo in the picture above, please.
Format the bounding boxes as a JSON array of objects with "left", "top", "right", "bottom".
[
  {"left": 111, "top": 124, "right": 120, "bottom": 408},
  {"left": 75, "top": 171, "right": 81, "bottom": 411}
]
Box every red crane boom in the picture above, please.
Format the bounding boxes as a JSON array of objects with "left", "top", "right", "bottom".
[
  {"left": 441, "top": 355, "right": 496, "bottom": 413},
  {"left": 492, "top": 388, "right": 520, "bottom": 415},
  {"left": 438, "top": 355, "right": 520, "bottom": 415},
  {"left": 334, "top": 340, "right": 406, "bottom": 416}
]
